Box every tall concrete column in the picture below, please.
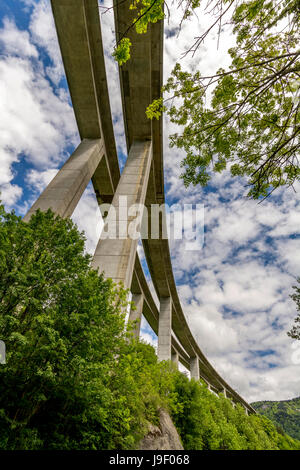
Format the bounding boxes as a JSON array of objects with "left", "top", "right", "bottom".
[
  {"left": 92, "top": 140, "right": 152, "bottom": 289},
  {"left": 24, "top": 139, "right": 104, "bottom": 221},
  {"left": 223, "top": 388, "right": 227, "bottom": 398},
  {"left": 158, "top": 297, "right": 172, "bottom": 361},
  {"left": 190, "top": 356, "right": 200, "bottom": 380},
  {"left": 128, "top": 293, "right": 144, "bottom": 338},
  {"left": 171, "top": 351, "right": 179, "bottom": 368}
]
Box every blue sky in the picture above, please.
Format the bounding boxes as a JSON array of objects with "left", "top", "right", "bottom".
[{"left": 0, "top": 0, "right": 299, "bottom": 402}]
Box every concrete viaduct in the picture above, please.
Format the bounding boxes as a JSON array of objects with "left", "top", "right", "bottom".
[{"left": 24, "top": 0, "right": 255, "bottom": 414}]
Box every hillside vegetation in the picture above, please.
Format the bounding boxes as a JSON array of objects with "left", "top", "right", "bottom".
[
  {"left": 0, "top": 205, "right": 299, "bottom": 450},
  {"left": 252, "top": 397, "right": 300, "bottom": 441}
]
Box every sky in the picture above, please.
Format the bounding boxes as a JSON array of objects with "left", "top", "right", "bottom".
[{"left": 0, "top": 0, "right": 299, "bottom": 403}]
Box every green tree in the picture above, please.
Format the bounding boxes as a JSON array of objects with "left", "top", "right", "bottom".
[
  {"left": 0, "top": 204, "right": 179, "bottom": 450},
  {"left": 0, "top": 206, "right": 130, "bottom": 449},
  {"left": 252, "top": 397, "right": 300, "bottom": 441},
  {"left": 169, "top": 372, "right": 300, "bottom": 450},
  {"left": 288, "top": 278, "right": 300, "bottom": 340},
  {"left": 114, "top": 0, "right": 300, "bottom": 199}
]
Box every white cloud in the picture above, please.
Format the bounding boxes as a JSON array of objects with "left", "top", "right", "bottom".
[
  {"left": 275, "top": 239, "right": 300, "bottom": 277},
  {"left": 140, "top": 316, "right": 158, "bottom": 350},
  {"left": 0, "top": 54, "right": 78, "bottom": 176},
  {"left": 0, "top": 183, "right": 23, "bottom": 208},
  {"left": 26, "top": 168, "right": 59, "bottom": 193},
  {"left": 0, "top": 18, "right": 38, "bottom": 58},
  {"left": 0, "top": 13, "right": 78, "bottom": 209},
  {"left": 28, "top": 0, "right": 64, "bottom": 84},
  {"left": 170, "top": 184, "right": 300, "bottom": 401},
  {"left": 71, "top": 185, "right": 104, "bottom": 255}
]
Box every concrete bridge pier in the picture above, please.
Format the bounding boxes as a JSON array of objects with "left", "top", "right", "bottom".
[
  {"left": 158, "top": 297, "right": 172, "bottom": 361},
  {"left": 129, "top": 293, "right": 144, "bottom": 338},
  {"left": 92, "top": 140, "right": 152, "bottom": 289},
  {"left": 24, "top": 138, "right": 104, "bottom": 221},
  {"left": 171, "top": 351, "right": 179, "bottom": 367},
  {"left": 190, "top": 356, "right": 200, "bottom": 381}
]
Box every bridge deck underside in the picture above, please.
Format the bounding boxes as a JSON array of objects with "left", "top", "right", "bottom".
[{"left": 48, "top": 0, "right": 255, "bottom": 414}]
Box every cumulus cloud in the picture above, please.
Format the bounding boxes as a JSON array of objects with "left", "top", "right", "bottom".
[
  {"left": 140, "top": 316, "right": 158, "bottom": 350},
  {"left": 28, "top": 0, "right": 65, "bottom": 85},
  {"left": 26, "top": 168, "right": 59, "bottom": 193},
  {"left": 167, "top": 171, "right": 300, "bottom": 401},
  {"left": 71, "top": 185, "right": 104, "bottom": 255},
  {"left": 0, "top": 17, "right": 38, "bottom": 58},
  {"left": 0, "top": 183, "right": 23, "bottom": 208}
]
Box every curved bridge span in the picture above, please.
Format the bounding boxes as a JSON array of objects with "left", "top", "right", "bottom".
[{"left": 25, "top": 0, "right": 255, "bottom": 414}]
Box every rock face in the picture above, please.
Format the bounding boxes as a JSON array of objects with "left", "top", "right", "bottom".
[{"left": 139, "top": 409, "right": 183, "bottom": 450}]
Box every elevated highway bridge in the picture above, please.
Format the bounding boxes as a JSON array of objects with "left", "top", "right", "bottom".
[{"left": 24, "top": 0, "right": 256, "bottom": 414}]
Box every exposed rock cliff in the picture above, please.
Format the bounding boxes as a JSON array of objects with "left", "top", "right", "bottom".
[{"left": 138, "top": 409, "right": 183, "bottom": 450}]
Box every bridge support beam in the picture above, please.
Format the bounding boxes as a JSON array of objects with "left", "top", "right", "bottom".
[
  {"left": 171, "top": 351, "right": 179, "bottom": 368},
  {"left": 158, "top": 297, "right": 172, "bottom": 361},
  {"left": 190, "top": 356, "right": 200, "bottom": 381},
  {"left": 92, "top": 140, "right": 152, "bottom": 289},
  {"left": 24, "top": 139, "right": 104, "bottom": 221},
  {"left": 129, "top": 293, "right": 144, "bottom": 338}
]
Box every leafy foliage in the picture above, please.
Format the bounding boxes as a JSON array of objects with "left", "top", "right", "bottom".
[
  {"left": 145, "top": 97, "right": 165, "bottom": 120},
  {"left": 288, "top": 277, "right": 300, "bottom": 340},
  {"left": 0, "top": 205, "right": 175, "bottom": 450},
  {"left": 160, "top": 3, "right": 300, "bottom": 199},
  {"left": 170, "top": 373, "right": 300, "bottom": 450},
  {"left": 0, "top": 206, "right": 129, "bottom": 449},
  {"left": 252, "top": 397, "right": 300, "bottom": 441},
  {"left": 129, "top": 0, "right": 165, "bottom": 34},
  {"left": 112, "top": 38, "right": 132, "bottom": 66},
  {"left": 113, "top": 0, "right": 164, "bottom": 66},
  {"left": 116, "top": 0, "right": 300, "bottom": 198}
]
